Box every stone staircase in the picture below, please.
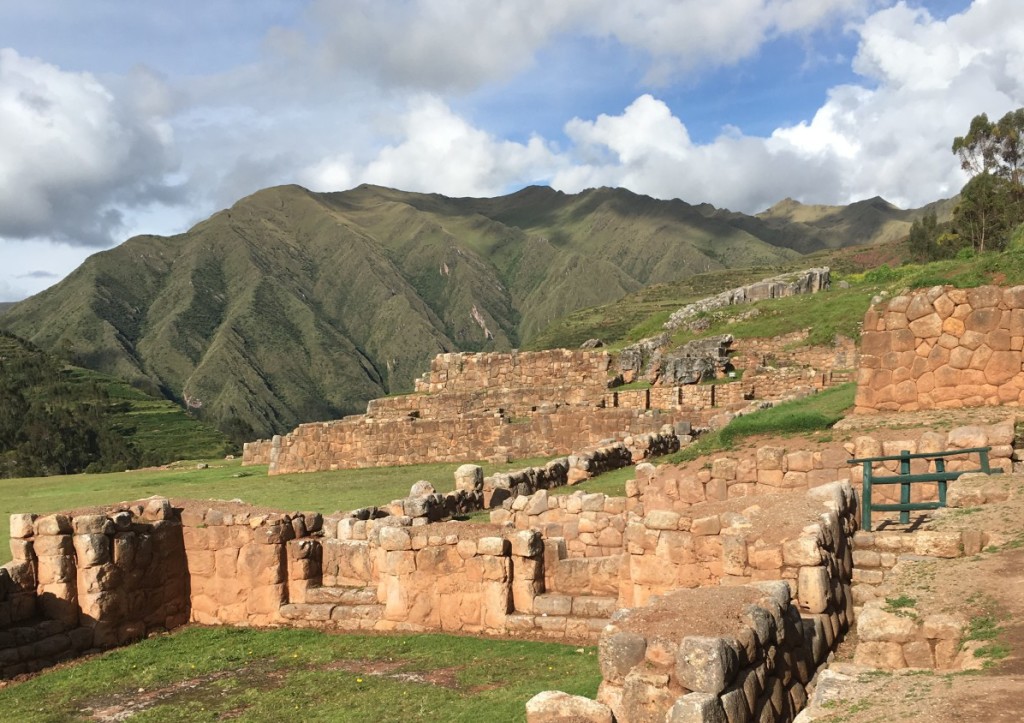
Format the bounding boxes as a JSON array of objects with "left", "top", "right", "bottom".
[
  {"left": 505, "top": 592, "right": 618, "bottom": 640},
  {"left": 279, "top": 585, "right": 383, "bottom": 630}
]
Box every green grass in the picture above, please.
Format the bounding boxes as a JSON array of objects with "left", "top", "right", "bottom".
[
  {"left": 0, "top": 627, "right": 601, "bottom": 722},
  {"left": 0, "top": 457, "right": 553, "bottom": 565},
  {"left": 549, "top": 465, "right": 639, "bottom": 498},
  {"left": 663, "top": 383, "right": 856, "bottom": 464}
]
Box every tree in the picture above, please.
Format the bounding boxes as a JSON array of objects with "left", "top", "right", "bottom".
[
  {"left": 954, "top": 173, "right": 1014, "bottom": 253},
  {"left": 951, "top": 109, "right": 1024, "bottom": 251},
  {"left": 908, "top": 210, "right": 942, "bottom": 259},
  {"left": 953, "top": 109, "right": 1024, "bottom": 184}
]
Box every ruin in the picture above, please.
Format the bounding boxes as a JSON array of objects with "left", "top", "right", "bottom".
[{"left": 4, "top": 283, "right": 1023, "bottom": 722}]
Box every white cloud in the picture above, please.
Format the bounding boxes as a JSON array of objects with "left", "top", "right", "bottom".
[
  {"left": 547, "top": 0, "right": 1024, "bottom": 211},
  {"left": 302, "top": 96, "right": 562, "bottom": 197},
  {"left": 300, "top": 0, "right": 868, "bottom": 90},
  {"left": 0, "top": 49, "right": 182, "bottom": 246}
]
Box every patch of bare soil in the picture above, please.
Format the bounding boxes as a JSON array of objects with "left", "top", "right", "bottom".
[
  {"left": 323, "top": 659, "right": 464, "bottom": 689},
  {"left": 617, "top": 587, "right": 767, "bottom": 640},
  {"left": 806, "top": 474, "right": 1024, "bottom": 722},
  {"left": 81, "top": 657, "right": 469, "bottom": 721},
  {"left": 84, "top": 668, "right": 245, "bottom": 721}
]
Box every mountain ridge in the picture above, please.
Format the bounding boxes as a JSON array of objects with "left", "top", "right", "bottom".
[{"left": 1, "top": 184, "right": 948, "bottom": 438}]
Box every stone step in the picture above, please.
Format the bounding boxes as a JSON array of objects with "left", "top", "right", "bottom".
[
  {"left": 304, "top": 585, "right": 378, "bottom": 606},
  {"left": 506, "top": 613, "right": 608, "bottom": 639},
  {"left": 279, "top": 602, "right": 383, "bottom": 628},
  {"left": 534, "top": 593, "right": 619, "bottom": 619}
]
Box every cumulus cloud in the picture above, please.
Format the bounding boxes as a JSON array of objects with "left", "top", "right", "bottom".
[
  {"left": 543, "top": 1, "right": 1024, "bottom": 211},
  {"left": 301, "top": 96, "right": 561, "bottom": 197},
  {"left": 301, "top": 0, "right": 867, "bottom": 90},
  {"left": 0, "top": 49, "right": 182, "bottom": 246}
]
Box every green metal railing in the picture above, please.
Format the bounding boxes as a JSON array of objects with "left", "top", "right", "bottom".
[{"left": 847, "top": 446, "right": 1001, "bottom": 531}]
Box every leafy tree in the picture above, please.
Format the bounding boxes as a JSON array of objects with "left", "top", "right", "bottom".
[
  {"left": 954, "top": 173, "right": 1015, "bottom": 253},
  {"left": 951, "top": 109, "right": 1024, "bottom": 251},
  {"left": 908, "top": 210, "right": 943, "bottom": 259}
]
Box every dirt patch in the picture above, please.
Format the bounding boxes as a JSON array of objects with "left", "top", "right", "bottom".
[
  {"left": 84, "top": 668, "right": 245, "bottom": 721},
  {"left": 323, "top": 658, "right": 464, "bottom": 689},
  {"left": 615, "top": 586, "right": 767, "bottom": 640},
  {"left": 682, "top": 486, "right": 841, "bottom": 545}
]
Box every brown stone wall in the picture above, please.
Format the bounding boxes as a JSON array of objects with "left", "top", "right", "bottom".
[
  {"left": 265, "top": 407, "right": 678, "bottom": 475},
  {"left": 0, "top": 500, "right": 188, "bottom": 678},
  {"left": 180, "top": 507, "right": 316, "bottom": 627},
  {"left": 413, "top": 349, "right": 611, "bottom": 395},
  {"left": 856, "top": 285, "right": 1024, "bottom": 413},
  {"left": 733, "top": 331, "right": 858, "bottom": 373},
  {"left": 563, "top": 482, "right": 859, "bottom": 723},
  {"left": 636, "top": 420, "right": 1013, "bottom": 516}
]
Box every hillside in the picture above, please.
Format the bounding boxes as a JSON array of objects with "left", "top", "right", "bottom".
[
  {"left": 0, "top": 184, "right": 939, "bottom": 438},
  {"left": 0, "top": 332, "right": 229, "bottom": 476}
]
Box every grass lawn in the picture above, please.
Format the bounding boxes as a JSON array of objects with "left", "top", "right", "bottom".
[
  {"left": 0, "top": 627, "right": 601, "bottom": 722},
  {"left": 0, "top": 457, "right": 552, "bottom": 565}
]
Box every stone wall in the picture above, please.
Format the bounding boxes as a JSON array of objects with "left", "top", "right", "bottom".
[
  {"left": 0, "top": 500, "right": 188, "bottom": 677},
  {"left": 262, "top": 407, "right": 678, "bottom": 475},
  {"left": 526, "top": 481, "right": 858, "bottom": 723},
  {"left": 635, "top": 419, "right": 1014, "bottom": 516},
  {"left": 855, "top": 285, "right": 1024, "bottom": 413},
  {"left": 413, "top": 349, "right": 611, "bottom": 395}
]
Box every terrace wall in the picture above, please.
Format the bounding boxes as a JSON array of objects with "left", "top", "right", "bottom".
[
  {"left": 633, "top": 419, "right": 1013, "bottom": 515},
  {"left": 261, "top": 407, "right": 679, "bottom": 475},
  {"left": 856, "top": 285, "right": 1024, "bottom": 413},
  {"left": 412, "top": 349, "right": 612, "bottom": 395}
]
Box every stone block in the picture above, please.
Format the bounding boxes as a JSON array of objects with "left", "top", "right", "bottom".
[
  {"left": 510, "top": 530, "right": 543, "bottom": 558},
  {"left": 525, "top": 691, "right": 613, "bottom": 723},
  {"left": 797, "top": 566, "right": 829, "bottom": 614},
  {"left": 666, "top": 692, "right": 727, "bottom": 723},
  {"left": 599, "top": 630, "right": 647, "bottom": 683},
  {"left": 677, "top": 636, "right": 738, "bottom": 694}
]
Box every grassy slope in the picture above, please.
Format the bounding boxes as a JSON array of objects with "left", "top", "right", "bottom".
[{"left": 0, "top": 334, "right": 229, "bottom": 468}]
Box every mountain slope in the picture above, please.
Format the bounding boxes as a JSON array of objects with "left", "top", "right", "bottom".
[{"left": 0, "top": 183, "right": 935, "bottom": 437}]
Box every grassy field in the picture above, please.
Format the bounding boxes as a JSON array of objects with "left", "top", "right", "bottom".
[
  {"left": 0, "top": 457, "right": 552, "bottom": 565},
  {"left": 0, "top": 627, "right": 601, "bottom": 722}
]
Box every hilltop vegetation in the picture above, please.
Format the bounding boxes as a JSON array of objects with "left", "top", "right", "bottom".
[
  {"left": 0, "top": 332, "right": 230, "bottom": 478},
  {"left": 0, "top": 184, "right": 947, "bottom": 438}
]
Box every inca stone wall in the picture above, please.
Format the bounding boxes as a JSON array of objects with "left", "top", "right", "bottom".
[
  {"left": 413, "top": 349, "right": 612, "bottom": 395},
  {"left": 261, "top": 408, "right": 679, "bottom": 475},
  {"left": 0, "top": 500, "right": 188, "bottom": 677},
  {"left": 856, "top": 285, "right": 1024, "bottom": 413},
  {"left": 244, "top": 344, "right": 850, "bottom": 471}
]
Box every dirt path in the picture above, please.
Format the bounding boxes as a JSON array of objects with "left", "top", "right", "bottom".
[{"left": 805, "top": 478, "right": 1024, "bottom": 723}]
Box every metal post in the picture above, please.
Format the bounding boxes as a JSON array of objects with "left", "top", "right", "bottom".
[
  {"left": 980, "top": 448, "right": 991, "bottom": 474},
  {"left": 899, "top": 450, "right": 911, "bottom": 524},
  {"left": 936, "top": 456, "right": 947, "bottom": 508},
  {"left": 862, "top": 460, "right": 873, "bottom": 531}
]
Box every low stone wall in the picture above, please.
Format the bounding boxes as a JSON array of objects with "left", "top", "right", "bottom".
[
  {"left": 527, "top": 481, "right": 859, "bottom": 722},
  {"left": 413, "top": 349, "right": 611, "bottom": 395},
  {"left": 260, "top": 407, "right": 678, "bottom": 475},
  {"left": 636, "top": 420, "right": 1014, "bottom": 517},
  {"left": 0, "top": 501, "right": 188, "bottom": 677},
  {"left": 856, "top": 285, "right": 1024, "bottom": 413}
]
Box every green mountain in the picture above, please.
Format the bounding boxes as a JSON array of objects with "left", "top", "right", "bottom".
[
  {"left": 0, "top": 331, "right": 229, "bottom": 477},
  {"left": 0, "top": 184, "right": 938, "bottom": 438},
  {"left": 0, "top": 303, "right": 13, "bottom": 316},
  {"left": 707, "top": 195, "right": 957, "bottom": 254}
]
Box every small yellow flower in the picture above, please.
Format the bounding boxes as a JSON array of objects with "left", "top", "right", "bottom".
[{"left": 356, "top": 677, "right": 363, "bottom": 683}]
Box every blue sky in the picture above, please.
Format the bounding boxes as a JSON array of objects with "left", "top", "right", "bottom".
[{"left": 0, "top": 0, "right": 1019, "bottom": 301}]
